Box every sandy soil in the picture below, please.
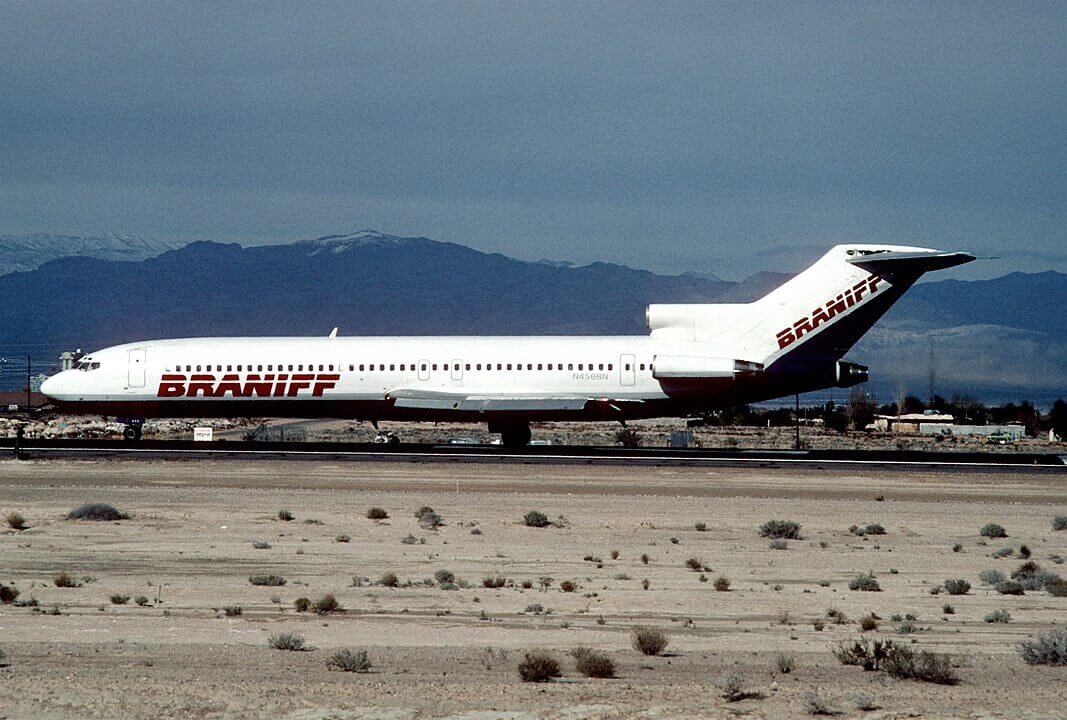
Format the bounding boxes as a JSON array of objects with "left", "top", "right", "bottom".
[{"left": 1, "top": 458, "right": 1064, "bottom": 719}]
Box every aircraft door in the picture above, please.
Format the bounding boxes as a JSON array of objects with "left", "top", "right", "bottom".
[
  {"left": 451, "top": 359, "right": 463, "bottom": 382},
  {"left": 128, "top": 348, "right": 146, "bottom": 388},
  {"left": 620, "top": 353, "right": 636, "bottom": 386},
  {"left": 418, "top": 359, "right": 430, "bottom": 381}
]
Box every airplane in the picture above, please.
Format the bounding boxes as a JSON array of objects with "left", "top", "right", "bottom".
[{"left": 40, "top": 244, "right": 974, "bottom": 445}]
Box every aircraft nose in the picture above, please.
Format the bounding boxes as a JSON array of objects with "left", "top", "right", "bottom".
[{"left": 40, "top": 372, "right": 66, "bottom": 400}]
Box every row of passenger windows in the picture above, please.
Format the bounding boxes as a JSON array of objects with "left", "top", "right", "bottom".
[{"left": 171, "top": 362, "right": 649, "bottom": 373}]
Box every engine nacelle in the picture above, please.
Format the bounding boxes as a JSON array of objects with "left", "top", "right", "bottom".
[{"left": 835, "top": 360, "right": 869, "bottom": 387}]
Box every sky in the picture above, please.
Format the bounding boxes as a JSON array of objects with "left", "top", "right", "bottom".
[{"left": 1, "top": 0, "right": 1063, "bottom": 280}]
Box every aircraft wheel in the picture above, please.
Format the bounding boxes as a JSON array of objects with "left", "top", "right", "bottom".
[{"left": 123, "top": 425, "right": 142, "bottom": 441}]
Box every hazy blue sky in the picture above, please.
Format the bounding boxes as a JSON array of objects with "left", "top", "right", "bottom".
[{"left": 1, "top": 1, "right": 1063, "bottom": 279}]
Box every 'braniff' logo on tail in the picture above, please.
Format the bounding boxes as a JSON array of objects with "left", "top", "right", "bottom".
[
  {"left": 774, "top": 275, "right": 883, "bottom": 350},
  {"left": 157, "top": 373, "right": 340, "bottom": 398}
]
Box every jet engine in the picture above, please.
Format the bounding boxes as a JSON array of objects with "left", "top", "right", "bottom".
[{"left": 835, "top": 360, "right": 869, "bottom": 387}]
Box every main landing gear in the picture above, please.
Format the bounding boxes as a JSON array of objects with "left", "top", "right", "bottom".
[
  {"left": 370, "top": 420, "right": 399, "bottom": 445},
  {"left": 120, "top": 418, "right": 144, "bottom": 441},
  {"left": 489, "top": 420, "right": 531, "bottom": 448}
]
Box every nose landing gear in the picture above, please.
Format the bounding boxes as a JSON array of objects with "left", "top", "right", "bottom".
[{"left": 120, "top": 418, "right": 144, "bottom": 441}]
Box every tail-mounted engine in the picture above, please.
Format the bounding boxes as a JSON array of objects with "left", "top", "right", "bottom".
[{"left": 835, "top": 360, "right": 869, "bottom": 387}]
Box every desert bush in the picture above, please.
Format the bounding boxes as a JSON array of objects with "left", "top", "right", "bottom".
[
  {"left": 802, "top": 689, "right": 836, "bottom": 716},
  {"left": 760, "top": 519, "right": 801, "bottom": 539},
  {"left": 812, "top": 618, "right": 826, "bottom": 631},
  {"left": 276, "top": 509, "right": 293, "bottom": 521},
  {"left": 434, "top": 569, "right": 455, "bottom": 584},
  {"left": 252, "top": 541, "right": 271, "bottom": 549},
  {"left": 996, "top": 580, "right": 1025, "bottom": 595},
  {"left": 415, "top": 505, "right": 434, "bottom": 518},
  {"left": 481, "top": 575, "right": 506, "bottom": 589},
  {"left": 419, "top": 510, "right": 443, "bottom": 528},
  {"left": 1011, "top": 562, "right": 1061, "bottom": 591},
  {"left": 134, "top": 595, "right": 149, "bottom": 606},
  {"left": 400, "top": 534, "right": 420, "bottom": 544},
  {"left": 834, "top": 637, "right": 897, "bottom": 671},
  {"left": 293, "top": 597, "right": 310, "bottom": 612},
  {"left": 984, "top": 609, "right": 1011, "bottom": 623},
  {"left": 327, "top": 648, "right": 372, "bottom": 672},
  {"left": 826, "top": 607, "right": 848, "bottom": 624},
  {"left": 952, "top": 543, "right": 962, "bottom": 552},
  {"left": 0, "top": 584, "right": 19, "bottom": 604},
  {"left": 574, "top": 649, "right": 615, "bottom": 678},
  {"left": 631, "top": 625, "right": 669, "bottom": 655},
  {"left": 979, "top": 569, "right": 1006, "bottom": 585},
  {"left": 853, "top": 693, "right": 879, "bottom": 711},
  {"left": 366, "top": 507, "right": 389, "bottom": 520},
  {"left": 6, "top": 512, "right": 27, "bottom": 530},
  {"left": 685, "top": 557, "right": 704, "bottom": 571},
  {"left": 223, "top": 605, "right": 242, "bottom": 617},
  {"left": 53, "top": 572, "right": 80, "bottom": 588},
  {"left": 1046, "top": 579, "right": 1067, "bottom": 597},
  {"left": 1016, "top": 629, "right": 1067, "bottom": 665},
  {"left": 848, "top": 572, "right": 881, "bottom": 592},
  {"left": 615, "top": 427, "right": 641, "bottom": 447},
  {"left": 897, "top": 619, "right": 918, "bottom": 634},
  {"left": 313, "top": 593, "right": 342, "bottom": 614},
  {"left": 714, "top": 576, "right": 731, "bottom": 592},
  {"left": 640, "top": 553, "right": 650, "bottom": 565},
  {"left": 980, "top": 523, "right": 1007, "bottom": 538},
  {"left": 610, "top": 549, "right": 619, "bottom": 559},
  {"left": 1052, "top": 515, "right": 1067, "bottom": 531},
  {"left": 67, "top": 503, "right": 128, "bottom": 521},
  {"left": 268, "top": 632, "right": 308, "bottom": 651},
  {"left": 380, "top": 572, "right": 399, "bottom": 587},
  {"left": 560, "top": 580, "right": 576, "bottom": 593},
  {"left": 335, "top": 534, "right": 350, "bottom": 543},
  {"left": 943, "top": 578, "right": 971, "bottom": 595},
  {"left": 720, "top": 673, "right": 760, "bottom": 701},
  {"left": 249, "top": 574, "right": 286, "bottom": 586},
  {"left": 991, "top": 546, "right": 1013, "bottom": 558},
  {"left": 518, "top": 650, "right": 561, "bottom": 682},
  {"left": 775, "top": 653, "right": 795, "bottom": 673},
  {"left": 110, "top": 594, "right": 129, "bottom": 605},
  {"left": 524, "top": 511, "right": 550, "bottom": 528},
  {"left": 695, "top": 522, "right": 707, "bottom": 532},
  {"left": 1019, "top": 545, "right": 1031, "bottom": 559},
  {"left": 881, "top": 646, "right": 958, "bottom": 684},
  {"left": 769, "top": 539, "right": 789, "bottom": 550},
  {"left": 860, "top": 614, "right": 879, "bottom": 632}
]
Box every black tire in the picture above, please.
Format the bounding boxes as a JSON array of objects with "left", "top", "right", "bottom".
[{"left": 123, "top": 426, "right": 139, "bottom": 441}]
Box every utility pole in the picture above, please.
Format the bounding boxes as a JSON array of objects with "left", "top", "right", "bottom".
[
  {"left": 794, "top": 393, "right": 801, "bottom": 450},
  {"left": 26, "top": 355, "right": 31, "bottom": 411}
]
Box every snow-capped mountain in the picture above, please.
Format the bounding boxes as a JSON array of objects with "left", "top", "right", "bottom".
[{"left": 0, "top": 232, "right": 181, "bottom": 276}]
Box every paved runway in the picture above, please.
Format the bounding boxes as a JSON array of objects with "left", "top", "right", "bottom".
[{"left": 2, "top": 437, "right": 1063, "bottom": 472}]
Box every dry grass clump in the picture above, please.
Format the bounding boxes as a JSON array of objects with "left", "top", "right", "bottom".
[
  {"left": 834, "top": 637, "right": 897, "bottom": 671},
  {"left": 53, "top": 571, "right": 81, "bottom": 588},
  {"left": 860, "top": 614, "right": 879, "bottom": 631},
  {"left": 560, "top": 580, "right": 577, "bottom": 593},
  {"left": 523, "top": 510, "right": 550, "bottom": 528},
  {"left": 223, "top": 605, "right": 242, "bottom": 617},
  {"left": 714, "top": 576, "right": 731, "bottom": 592},
  {"left": 433, "top": 569, "right": 455, "bottom": 584},
  {"left": 252, "top": 541, "right": 271, "bottom": 550},
  {"left": 249, "top": 574, "right": 286, "bottom": 586},
  {"left": 775, "top": 653, "right": 795, "bottom": 673},
  {"left": 980, "top": 523, "right": 1007, "bottom": 538},
  {"left": 943, "top": 578, "right": 971, "bottom": 595},
  {"left": 293, "top": 597, "right": 310, "bottom": 612},
  {"left": 848, "top": 572, "right": 880, "bottom": 592},
  {"left": 996, "top": 580, "right": 1025, "bottom": 595},
  {"left": 327, "top": 649, "right": 372, "bottom": 672},
  {"left": 517, "top": 650, "right": 561, "bottom": 682},
  {"left": 109, "top": 594, "right": 129, "bottom": 605},
  {"left": 312, "top": 593, "right": 342, "bottom": 614},
  {"left": 268, "top": 632, "right": 309, "bottom": 651},
  {"left": 277, "top": 509, "right": 293, "bottom": 521},
  {"left": 1053, "top": 515, "right": 1067, "bottom": 531},
  {"left": 380, "top": 572, "right": 399, "bottom": 587},
  {"left": 134, "top": 595, "right": 149, "bottom": 606},
  {"left": 366, "top": 507, "right": 389, "bottom": 520},
  {"left": 482, "top": 575, "right": 506, "bottom": 588},
  {"left": 685, "top": 557, "right": 704, "bottom": 571},
  {"left": 978, "top": 569, "right": 1006, "bottom": 585},
  {"left": 720, "top": 673, "right": 762, "bottom": 702},
  {"left": 335, "top": 534, "right": 350, "bottom": 543},
  {"left": 631, "top": 626, "right": 669, "bottom": 656},
  {"left": 760, "top": 519, "right": 801, "bottom": 539},
  {"left": 572, "top": 647, "right": 616, "bottom": 678},
  {"left": 984, "top": 609, "right": 1011, "bottom": 623},
  {"left": 6, "top": 512, "right": 28, "bottom": 530},
  {"left": 1017, "top": 629, "right": 1067, "bottom": 665},
  {"left": 768, "top": 539, "right": 789, "bottom": 550},
  {"left": 67, "top": 503, "right": 128, "bottom": 521}
]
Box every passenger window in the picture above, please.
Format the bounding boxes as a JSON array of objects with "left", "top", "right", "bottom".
[
  {"left": 328, "top": 365, "right": 333, "bottom": 371},
  {"left": 598, "top": 364, "right": 604, "bottom": 371},
  {"left": 288, "top": 365, "right": 293, "bottom": 371},
  {"left": 625, "top": 364, "right": 631, "bottom": 370},
  {"left": 400, "top": 364, "right": 406, "bottom": 371},
  {"left": 432, "top": 364, "right": 438, "bottom": 371},
  {"left": 476, "top": 364, "right": 482, "bottom": 370},
  {"left": 465, "top": 363, "right": 471, "bottom": 371},
  {"left": 537, "top": 363, "right": 543, "bottom": 370},
  {"left": 608, "top": 364, "right": 613, "bottom": 370},
  {"left": 358, "top": 364, "right": 364, "bottom": 371},
  {"left": 568, "top": 364, "right": 573, "bottom": 370},
  {"left": 578, "top": 364, "right": 583, "bottom": 371},
  {"left": 640, "top": 363, "right": 646, "bottom": 371},
  {"left": 507, "top": 363, "right": 512, "bottom": 370},
  {"left": 444, "top": 364, "right": 449, "bottom": 371},
  {"left": 390, "top": 364, "right": 395, "bottom": 371}
]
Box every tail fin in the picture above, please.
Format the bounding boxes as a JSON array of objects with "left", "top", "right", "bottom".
[{"left": 648, "top": 244, "right": 974, "bottom": 368}]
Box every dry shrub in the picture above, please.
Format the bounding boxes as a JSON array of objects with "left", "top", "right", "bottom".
[
  {"left": 1017, "top": 629, "right": 1067, "bottom": 665},
  {"left": 366, "top": 507, "right": 389, "bottom": 520},
  {"left": 560, "top": 580, "right": 576, "bottom": 593},
  {"left": 833, "top": 637, "right": 896, "bottom": 671},
  {"left": 134, "top": 595, "right": 149, "bottom": 606},
  {"left": 860, "top": 614, "right": 879, "bottom": 631},
  {"left": 714, "top": 576, "right": 731, "bottom": 592},
  {"left": 685, "top": 557, "right": 703, "bottom": 571},
  {"left": 482, "top": 576, "right": 506, "bottom": 589},
  {"left": 327, "top": 648, "right": 372, "bottom": 672},
  {"left": 268, "top": 632, "right": 308, "bottom": 651},
  {"left": 881, "top": 646, "right": 958, "bottom": 684},
  {"left": 293, "top": 597, "right": 310, "bottom": 612},
  {"left": 53, "top": 572, "right": 80, "bottom": 588},
  {"left": 980, "top": 523, "right": 1007, "bottom": 538},
  {"left": 277, "top": 509, "right": 293, "bottom": 521},
  {"left": 6, "top": 512, "right": 27, "bottom": 530},
  {"left": 984, "top": 609, "right": 1011, "bottom": 623},
  {"left": 434, "top": 569, "right": 455, "bottom": 584},
  {"left": 524, "top": 511, "right": 550, "bottom": 528},
  {"left": 110, "top": 594, "right": 129, "bottom": 605},
  {"left": 518, "top": 650, "right": 561, "bottom": 682},
  {"left": 249, "top": 574, "right": 286, "bottom": 586},
  {"left": 979, "top": 569, "right": 1006, "bottom": 585},
  {"left": 0, "top": 584, "right": 20, "bottom": 604},
  {"left": 631, "top": 626, "right": 669, "bottom": 656},
  {"left": 335, "top": 534, "right": 351, "bottom": 543},
  {"left": 67, "top": 503, "right": 127, "bottom": 521},
  {"left": 720, "top": 673, "right": 761, "bottom": 701},
  {"left": 760, "top": 519, "right": 801, "bottom": 539},
  {"left": 1053, "top": 515, "right": 1067, "bottom": 531},
  {"left": 380, "top": 572, "right": 399, "bottom": 587},
  {"left": 996, "top": 580, "right": 1025, "bottom": 595},
  {"left": 313, "top": 593, "right": 342, "bottom": 614},
  {"left": 802, "top": 689, "right": 836, "bottom": 715},
  {"left": 775, "top": 653, "right": 795, "bottom": 673},
  {"left": 848, "top": 572, "right": 880, "bottom": 592},
  {"left": 943, "top": 578, "right": 971, "bottom": 595},
  {"left": 574, "top": 649, "right": 615, "bottom": 678}
]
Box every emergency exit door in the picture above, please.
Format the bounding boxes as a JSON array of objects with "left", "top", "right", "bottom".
[{"left": 128, "top": 349, "right": 146, "bottom": 388}]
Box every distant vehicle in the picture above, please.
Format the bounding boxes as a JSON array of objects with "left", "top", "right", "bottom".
[
  {"left": 41, "top": 244, "right": 973, "bottom": 446},
  {"left": 986, "top": 432, "right": 1014, "bottom": 444},
  {"left": 446, "top": 437, "right": 479, "bottom": 445},
  {"left": 528, "top": 439, "right": 553, "bottom": 446}
]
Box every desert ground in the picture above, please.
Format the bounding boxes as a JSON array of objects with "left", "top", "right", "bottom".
[{"left": 1, "top": 458, "right": 1064, "bottom": 719}]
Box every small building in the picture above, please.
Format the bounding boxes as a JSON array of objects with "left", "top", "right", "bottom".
[
  {"left": 871, "top": 413, "right": 1027, "bottom": 439},
  {"left": 872, "top": 413, "right": 955, "bottom": 433}
]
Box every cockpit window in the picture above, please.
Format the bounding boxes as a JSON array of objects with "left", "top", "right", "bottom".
[{"left": 75, "top": 360, "right": 101, "bottom": 371}]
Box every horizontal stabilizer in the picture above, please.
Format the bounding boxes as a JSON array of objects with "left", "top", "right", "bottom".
[{"left": 845, "top": 249, "right": 975, "bottom": 272}]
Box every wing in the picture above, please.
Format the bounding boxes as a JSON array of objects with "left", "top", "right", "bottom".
[{"left": 387, "top": 388, "right": 641, "bottom": 414}]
